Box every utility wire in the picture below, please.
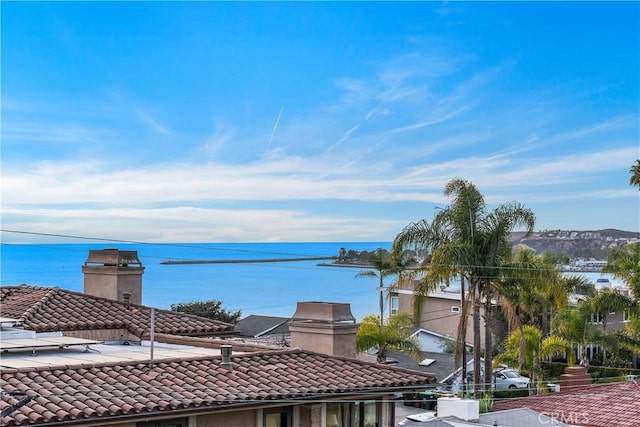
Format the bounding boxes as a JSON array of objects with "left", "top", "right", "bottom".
[{"left": 1, "top": 229, "right": 614, "bottom": 279}]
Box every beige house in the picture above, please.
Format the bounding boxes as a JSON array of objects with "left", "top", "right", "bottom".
[
  {"left": 390, "top": 281, "right": 485, "bottom": 346},
  {"left": 0, "top": 249, "right": 436, "bottom": 427}
]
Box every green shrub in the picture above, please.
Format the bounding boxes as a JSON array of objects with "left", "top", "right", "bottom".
[
  {"left": 479, "top": 394, "right": 493, "bottom": 413},
  {"left": 492, "top": 388, "right": 529, "bottom": 399}
]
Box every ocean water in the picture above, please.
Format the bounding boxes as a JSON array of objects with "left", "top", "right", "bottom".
[
  {"left": 0, "top": 242, "right": 391, "bottom": 320},
  {"left": 0, "top": 242, "right": 622, "bottom": 321}
]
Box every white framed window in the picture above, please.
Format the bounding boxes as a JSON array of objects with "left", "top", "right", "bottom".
[
  {"left": 390, "top": 296, "right": 399, "bottom": 315},
  {"left": 590, "top": 311, "right": 604, "bottom": 324},
  {"left": 623, "top": 309, "right": 630, "bottom": 322},
  {"left": 451, "top": 306, "right": 461, "bottom": 313}
]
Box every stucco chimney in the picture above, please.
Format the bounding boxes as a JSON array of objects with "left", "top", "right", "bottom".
[
  {"left": 288, "top": 302, "right": 359, "bottom": 358},
  {"left": 82, "top": 249, "right": 145, "bottom": 304}
]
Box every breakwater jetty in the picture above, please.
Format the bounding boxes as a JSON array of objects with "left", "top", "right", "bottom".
[{"left": 161, "top": 256, "right": 336, "bottom": 265}]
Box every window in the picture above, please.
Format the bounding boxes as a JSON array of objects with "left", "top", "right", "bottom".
[
  {"left": 138, "top": 418, "right": 188, "bottom": 427},
  {"left": 623, "top": 309, "right": 630, "bottom": 322},
  {"left": 590, "top": 311, "right": 603, "bottom": 324},
  {"left": 264, "top": 407, "right": 292, "bottom": 427},
  {"left": 326, "top": 401, "right": 381, "bottom": 427},
  {"left": 352, "top": 401, "right": 379, "bottom": 427},
  {"left": 451, "top": 306, "right": 461, "bottom": 313},
  {"left": 390, "top": 296, "right": 399, "bottom": 315},
  {"left": 326, "top": 402, "right": 350, "bottom": 427}
]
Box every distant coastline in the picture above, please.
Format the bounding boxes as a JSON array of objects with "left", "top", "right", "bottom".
[
  {"left": 319, "top": 261, "right": 605, "bottom": 273},
  {"left": 162, "top": 256, "right": 336, "bottom": 265}
]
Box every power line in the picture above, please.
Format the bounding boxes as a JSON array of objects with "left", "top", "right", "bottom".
[
  {"left": 0, "top": 229, "right": 340, "bottom": 258},
  {"left": 1, "top": 229, "right": 617, "bottom": 279}
]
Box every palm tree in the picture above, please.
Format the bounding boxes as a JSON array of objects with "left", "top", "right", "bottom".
[
  {"left": 590, "top": 288, "right": 637, "bottom": 332},
  {"left": 630, "top": 159, "right": 640, "bottom": 189},
  {"left": 493, "top": 247, "right": 558, "bottom": 370},
  {"left": 356, "top": 313, "right": 422, "bottom": 363},
  {"left": 615, "top": 313, "right": 640, "bottom": 355},
  {"left": 602, "top": 242, "right": 640, "bottom": 299},
  {"left": 496, "top": 248, "right": 558, "bottom": 325},
  {"left": 495, "top": 249, "right": 592, "bottom": 338},
  {"left": 495, "top": 325, "right": 572, "bottom": 394},
  {"left": 355, "top": 249, "right": 407, "bottom": 326},
  {"left": 392, "top": 178, "right": 535, "bottom": 398},
  {"left": 552, "top": 298, "right": 606, "bottom": 368}
]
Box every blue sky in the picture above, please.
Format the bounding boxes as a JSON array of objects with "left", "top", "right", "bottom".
[{"left": 2, "top": 2, "right": 639, "bottom": 243}]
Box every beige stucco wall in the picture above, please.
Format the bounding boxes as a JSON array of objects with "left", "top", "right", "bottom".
[
  {"left": 592, "top": 310, "right": 630, "bottom": 332},
  {"left": 196, "top": 409, "right": 257, "bottom": 426},
  {"left": 396, "top": 291, "right": 485, "bottom": 345},
  {"left": 55, "top": 399, "right": 397, "bottom": 427}
]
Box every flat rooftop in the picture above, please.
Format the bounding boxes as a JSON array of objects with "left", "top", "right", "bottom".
[{"left": 0, "top": 339, "right": 233, "bottom": 370}]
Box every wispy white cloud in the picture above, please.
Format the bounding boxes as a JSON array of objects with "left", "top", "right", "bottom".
[
  {"left": 135, "top": 108, "right": 173, "bottom": 136},
  {"left": 267, "top": 105, "right": 284, "bottom": 149},
  {"left": 384, "top": 106, "right": 469, "bottom": 135},
  {"left": 3, "top": 145, "right": 636, "bottom": 208},
  {"left": 1, "top": 206, "right": 404, "bottom": 243},
  {"left": 3, "top": 25, "right": 638, "bottom": 242},
  {"left": 204, "top": 121, "right": 234, "bottom": 157},
  {"left": 550, "top": 115, "right": 637, "bottom": 143},
  {"left": 2, "top": 121, "right": 104, "bottom": 145}
]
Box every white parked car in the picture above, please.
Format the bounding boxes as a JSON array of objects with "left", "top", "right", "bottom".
[{"left": 493, "top": 368, "right": 530, "bottom": 390}]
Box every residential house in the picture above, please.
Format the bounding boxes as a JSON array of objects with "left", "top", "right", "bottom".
[
  {"left": 390, "top": 281, "right": 485, "bottom": 346},
  {"left": 1, "top": 249, "right": 437, "bottom": 427},
  {"left": 408, "top": 328, "right": 472, "bottom": 354},
  {"left": 0, "top": 284, "right": 235, "bottom": 343},
  {"left": 234, "top": 314, "right": 291, "bottom": 347}
]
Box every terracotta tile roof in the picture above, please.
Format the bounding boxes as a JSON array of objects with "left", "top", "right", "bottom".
[
  {"left": 493, "top": 380, "right": 640, "bottom": 427},
  {"left": 0, "top": 285, "right": 233, "bottom": 337},
  {"left": 0, "top": 348, "right": 437, "bottom": 426}
]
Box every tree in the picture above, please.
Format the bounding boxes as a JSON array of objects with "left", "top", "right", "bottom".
[
  {"left": 495, "top": 249, "right": 593, "bottom": 338},
  {"left": 493, "top": 248, "right": 559, "bottom": 369},
  {"left": 630, "top": 159, "right": 640, "bottom": 189},
  {"left": 552, "top": 298, "right": 607, "bottom": 368},
  {"left": 602, "top": 242, "right": 640, "bottom": 299},
  {"left": 356, "top": 249, "right": 406, "bottom": 326},
  {"left": 170, "top": 299, "right": 241, "bottom": 324},
  {"left": 392, "top": 178, "right": 535, "bottom": 398},
  {"left": 495, "top": 325, "right": 572, "bottom": 394},
  {"left": 590, "top": 289, "right": 637, "bottom": 332},
  {"left": 356, "top": 313, "right": 421, "bottom": 363},
  {"left": 552, "top": 290, "right": 637, "bottom": 367},
  {"left": 496, "top": 248, "right": 559, "bottom": 327}
]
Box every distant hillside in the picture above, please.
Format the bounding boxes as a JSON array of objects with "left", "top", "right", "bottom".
[
  {"left": 512, "top": 229, "right": 640, "bottom": 260},
  {"left": 332, "top": 229, "right": 639, "bottom": 268}
]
